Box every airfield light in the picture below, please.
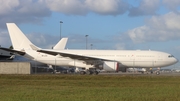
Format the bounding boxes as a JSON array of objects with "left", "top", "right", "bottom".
[
  {"left": 60, "top": 21, "right": 63, "bottom": 39},
  {"left": 85, "top": 35, "right": 88, "bottom": 49},
  {"left": 91, "top": 44, "right": 93, "bottom": 49}
]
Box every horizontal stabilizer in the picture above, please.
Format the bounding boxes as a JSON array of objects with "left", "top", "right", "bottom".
[{"left": 0, "top": 47, "right": 25, "bottom": 55}]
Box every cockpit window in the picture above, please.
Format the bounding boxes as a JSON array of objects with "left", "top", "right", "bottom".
[{"left": 168, "top": 55, "right": 174, "bottom": 58}]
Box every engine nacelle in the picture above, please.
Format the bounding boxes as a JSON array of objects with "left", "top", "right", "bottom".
[
  {"left": 68, "top": 60, "right": 92, "bottom": 69},
  {"left": 68, "top": 60, "right": 119, "bottom": 72},
  {"left": 102, "top": 61, "right": 119, "bottom": 72}
]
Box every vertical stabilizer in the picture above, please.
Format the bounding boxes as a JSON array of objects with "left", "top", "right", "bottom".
[
  {"left": 53, "top": 38, "right": 68, "bottom": 50},
  {"left": 6, "top": 23, "right": 38, "bottom": 51}
]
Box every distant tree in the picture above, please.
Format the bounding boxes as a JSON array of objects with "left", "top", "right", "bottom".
[{"left": 9, "top": 45, "right": 13, "bottom": 49}]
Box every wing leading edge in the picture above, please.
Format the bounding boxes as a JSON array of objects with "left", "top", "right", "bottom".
[{"left": 37, "top": 49, "right": 115, "bottom": 62}]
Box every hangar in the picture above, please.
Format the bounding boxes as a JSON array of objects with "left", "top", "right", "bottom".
[{"left": 0, "top": 49, "right": 31, "bottom": 74}]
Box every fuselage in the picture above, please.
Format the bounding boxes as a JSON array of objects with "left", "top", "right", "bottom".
[
  {"left": 24, "top": 49, "right": 178, "bottom": 68},
  {"left": 7, "top": 23, "right": 178, "bottom": 72}
]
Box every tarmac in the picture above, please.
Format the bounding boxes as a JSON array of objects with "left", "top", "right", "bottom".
[
  {"left": 33, "top": 71, "right": 180, "bottom": 76},
  {"left": 99, "top": 72, "right": 180, "bottom": 76}
]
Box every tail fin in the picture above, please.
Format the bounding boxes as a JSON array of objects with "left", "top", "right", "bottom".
[
  {"left": 53, "top": 38, "right": 68, "bottom": 50},
  {"left": 6, "top": 23, "right": 39, "bottom": 51}
]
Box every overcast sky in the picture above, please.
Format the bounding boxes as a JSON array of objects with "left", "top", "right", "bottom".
[{"left": 0, "top": 0, "right": 180, "bottom": 68}]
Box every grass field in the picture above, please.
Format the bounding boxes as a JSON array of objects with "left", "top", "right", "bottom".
[{"left": 0, "top": 74, "right": 180, "bottom": 101}]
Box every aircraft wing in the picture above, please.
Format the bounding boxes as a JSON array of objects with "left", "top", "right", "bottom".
[
  {"left": 37, "top": 49, "right": 114, "bottom": 62},
  {"left": 0, "top": 47, "right": 25, "bottom": 55}
]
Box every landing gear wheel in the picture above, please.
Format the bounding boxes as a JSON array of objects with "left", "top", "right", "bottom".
[
  {"left": 156, "top": 71, "right": 160, "bottom": 75},
  {"left": 151, "top": 71, "right": 153, "bottom": 74},
  {"left": 52, "top": 70, "right": 57, "bottom": 74},
  {"left": 80, "top": 71, "right": 86, "bottom": 75},
  {"left": 86, "top": 71, "right": 93, "bottom": 75},
  {"left": 94, "top": 71, "right": 99, "bottom": 75},
  {"left": 90, "top": 71, "right": 93, "bottom": 75},
  {"left": 86, "top": 71, "right": 90, "bottom": 75}
]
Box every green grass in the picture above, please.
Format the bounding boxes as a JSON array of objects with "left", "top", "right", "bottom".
[{"left": 0, "top": 74, "right": 180, "bottom": 101}]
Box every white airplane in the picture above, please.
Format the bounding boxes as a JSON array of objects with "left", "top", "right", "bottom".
[{"left": 2, "top": 23, "right": 178, "bottom": 75}]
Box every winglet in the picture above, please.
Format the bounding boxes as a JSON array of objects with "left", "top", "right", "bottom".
[{"left": 0, "top": 47, "right": 25, "bottom": 55}]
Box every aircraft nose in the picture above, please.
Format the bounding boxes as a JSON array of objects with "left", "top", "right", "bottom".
[{"left": 174, "top": 58, "right": 179, "bottom": 64}]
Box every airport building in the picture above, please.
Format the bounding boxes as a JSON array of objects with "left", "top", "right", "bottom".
[{"left": 0, "top": 49, "right": 32, "bottom": 74}]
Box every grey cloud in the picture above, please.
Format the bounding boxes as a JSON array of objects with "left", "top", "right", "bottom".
[
  {"left": 147, "top": 12, "right": 180, "bottom": 31},
  {"left": 26, "top": 33, "right": 59, "bottom": 49},
  {"left": 45, "top": 0, "right": 129, "bottom": 16},
  {"left": 66, "top": 33, "right": 112, "bottom": 49},
  {"left": 0, "top": 30, "right": 61, "bottom": 49},
  {"left": 0, "top": 0, "right": 19, "bottom": 15},
  {"left": 129, "top": 0, "right": 160, "bottom": 16},
  {"left": 85, "top": 0, "right": 129, "bottom": 16},
  {"left": 0, "top": 31, "right": 11, "bottom": 48},
  {"left": 45, "top": 0, "right": 88, "bottom": 15},
  {"left": 0, "top": 0, "right": 174, "bottom": 30},
  {"left": 0, "top": 0, "right": 51, "bottom": 29},
  {"left": 127, "top": 12, "right": 180, "bottom": 43},
  {"left": 163, "top": 0, "right": 180, "bottom": 11}
]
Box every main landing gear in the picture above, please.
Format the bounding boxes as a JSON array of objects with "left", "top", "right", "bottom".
[
  {"left": 156, "top": 71, "right": 160, "bottom": 75},
  {"left": 155, "top": 67, "right": 161, "bottom": 75},
  {"left": 80, "top": 69, "right": 99, "bottom": 75}
]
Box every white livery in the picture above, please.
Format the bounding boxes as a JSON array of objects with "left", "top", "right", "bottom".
[{"left": 3, "top": 23, "right": 178, "bottom": 74}]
